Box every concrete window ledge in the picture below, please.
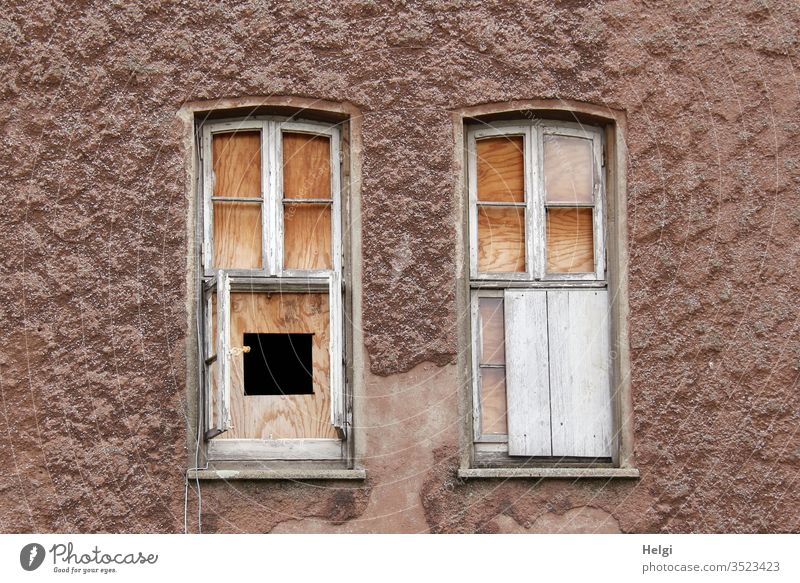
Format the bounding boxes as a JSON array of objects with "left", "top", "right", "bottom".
[
  {"left": 187, "top": 468, "right": 367, "bottom": 481},
  {"left": 458, "top": 467, "right": 640, "bottom": 480}
]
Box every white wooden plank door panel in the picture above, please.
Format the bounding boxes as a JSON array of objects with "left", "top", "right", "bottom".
[
  {"left": 504, "top": 290, "right": 552, "bottom": 456},
  {"left": 547, "top": 289, "right": 613, "bottom": 458}
]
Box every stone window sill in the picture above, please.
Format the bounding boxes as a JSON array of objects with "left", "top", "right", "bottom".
[
  {"left": 187, "top": 468, "right": 367, "bottom": 481},
  {"left": 458, "top": 467, "right": 640, "bottom": 480}
]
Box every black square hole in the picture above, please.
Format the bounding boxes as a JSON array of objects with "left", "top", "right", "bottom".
[{"left": 242, "top": 333, "right": 313, "bottom": 395}]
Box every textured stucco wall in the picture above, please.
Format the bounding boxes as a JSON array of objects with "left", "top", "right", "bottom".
[{"left": 0, "top": 0, "right": 798, "bottom": 533}]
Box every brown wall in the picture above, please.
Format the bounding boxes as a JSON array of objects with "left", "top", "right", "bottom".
[{"left": 1, "top": 0, "right": 798, "bottom": 533}]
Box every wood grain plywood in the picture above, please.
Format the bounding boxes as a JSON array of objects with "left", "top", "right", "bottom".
[
  {"left": 479, "top": 297, "right": 505, "bottom": 365},
  {"left": 212, "top": 131, "right": 261, "bottom": 198},
  {"left": 476, "top": 136, "right": 524, "bottom": 203},
  {"left": 220, "top": 292, "right": 336, "bottom": 440},
  {"left": 546, "top": 207, "right": 594, "bottom": 273},
  {"left": 477, "top": 206, "right": 525, "bottom": 272},
  {"left": 479, "top": 367, "right": 508, "bottom": 435},
  {"left": 283, "top": 203, "right": 332, "bottom": 270},
  {"left": 283, "top": 132, "right": 331, "bottom": 199},
  {"left": 543, "top": 134, "right": 593, "bottom": 204},
  {"left": 213, "top": 202, "right": 262, "bottom": 269}
]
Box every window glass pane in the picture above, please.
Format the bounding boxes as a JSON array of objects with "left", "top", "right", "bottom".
[
  {"left": 476, "top": 136, "right": 524, "bottom": 203},
  {"left": 543, "top": 135, "right": 593, "bottom": 204},
  {"left": 283, "top": 203, "right": 332, "bottom": 270},
  {"left": 226, "top": 292, "right": 335, "bottom": 440},
  {"left": 477, "top": 206, "right": 525, "bottom": 272},
  {"left": 212, "top": 131, "right": 261, "bottom": 198},
  {"left": 546, "top": 207, "right": 594, "bottom": 273},
  {"left": 213, "top": 202, "right": 262, "bottom": 269},
  {"left": 283, "top": 132, "right": 331, "bottom": 199},
  {"left": 479, "top": 298, "right": 505, "bottom": 365},
  {"left": 480, "top": 367, "right": 508, "bottom": 435}
]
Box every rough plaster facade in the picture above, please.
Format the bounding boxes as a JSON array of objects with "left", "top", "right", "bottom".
[{"left": 1, "top": 0, "right": 798, "bottom": 533}]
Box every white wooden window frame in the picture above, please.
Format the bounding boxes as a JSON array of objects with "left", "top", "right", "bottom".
[
  {"left": 467, "top": 120, "right": 605, "bottom": 283},
  {"left": 468, "top": 119, "right": 617, "bottom": 464},
  {"left": 198, "top": 118, "right": 346, "bottom": 462}
]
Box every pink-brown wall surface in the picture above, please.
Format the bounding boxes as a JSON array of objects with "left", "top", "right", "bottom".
[{"left": 1, "top": 0, "right": 798, "bottom": 533}]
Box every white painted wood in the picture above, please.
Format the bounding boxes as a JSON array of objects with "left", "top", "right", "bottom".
[
  {"left": 260, "top": 120, "right": 270, "bottom": 273},
  {"left": 504, "top": 290, "right": 552, "bottom": 456},
  {"left": 467, "top": 124, "right": 532, "bottom": 280},
  {"left": 547, "top": 289, "right": 613, "bottom": 458},
  {"left": 470, "top": 291, "right": 483, "bottom": 441},
  {"left": 216, "top": 270, "right": 232, "bottom": 433},
  {"left": 203, "top": 272, "right": 216, "bottom": 435},
  {"left": 208, "top": 438, "right": 343, "bottom": 461},
  {"left": 329, "top": 272, "right": 345, "bottom": 430},
  {"left": 201, "top": 125, "right": 213, "bottom": 273}
]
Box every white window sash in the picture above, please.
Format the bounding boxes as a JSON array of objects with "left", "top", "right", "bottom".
[{"left": 199, "top": 118, "right": 346, "bottom": 454}]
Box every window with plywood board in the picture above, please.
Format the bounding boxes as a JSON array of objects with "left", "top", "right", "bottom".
[
  {"left": 199, "top": 117, "right": 347, "bottom": 462},
  {"left": 467, "top": 119, "right": 616, "bottom": 466}
]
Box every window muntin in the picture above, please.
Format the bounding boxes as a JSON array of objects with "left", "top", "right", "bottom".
[
  {"left": 468, "top": 119, "right": 615, "bottom": 464},
  {"left": 199, "top": 118, "right": 345, "bottom": 461}
]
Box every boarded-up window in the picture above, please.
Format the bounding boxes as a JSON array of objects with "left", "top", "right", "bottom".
[
  {"left": 200, "top": 118, "right": 345, "bottom": 460},
  {"left": 504, "top": 289, "right": 612, "bottom": 458},
  {"left": 468, "top": 120, "right": 612, "bottom": 461}
]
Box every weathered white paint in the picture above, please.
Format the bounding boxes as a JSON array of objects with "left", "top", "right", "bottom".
[
  {"left": 547, "top": 289, "right": 613, "bottom": 458},
  {"left": 504, "top": 290, "right": 552, "bottom": 456}
]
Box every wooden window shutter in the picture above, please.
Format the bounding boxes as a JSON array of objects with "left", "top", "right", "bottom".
[
  {"left": 504, "top": 290, "right": 552, "bottom": 456},
  {"left": 547, "top": 289, "right": 613, "bottom": 458}
]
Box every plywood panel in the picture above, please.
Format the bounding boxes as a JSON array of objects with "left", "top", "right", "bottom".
[
  {"left": 283, "top": 203, "right": 332, "bottom": 270},
  {"left": 221, "top": 292, "right": 337, "bottom": 440},
  {"left": 213, "top": 202, "right": 262, "bottom": 269},
  {"left": 476, "top": 136, "right": 524, "bottom": 203},
  {"left": 479, "top": 367, "right": 508, "bottom": 435},
  {"left": 212, "top": 131, "right": 261, "bottom": 198},
  {"left": 546, "top": 207, "right": 594, "bottom": 273},
  {"left": 479, "top": 297, "right": 505, "bottom": 365},
  {"left": 504, "top": 290, "right": 551, "bottom": 456},
  {"left": 283, "top": 132, "right": 331, "bottom": 199},
  {"left": 543, "top": 134, "right": 593, "bottom": 204},
  {"left": 547, "top": 290, "right": 613, "bottom": 458},
  {"left": 477, "top": 206, "right": 525, "bottom": 272}
]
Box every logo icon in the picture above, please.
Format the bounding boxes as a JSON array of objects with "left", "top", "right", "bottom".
[{"left": 20, "top": 543, "right": 46, "bottom": 571}]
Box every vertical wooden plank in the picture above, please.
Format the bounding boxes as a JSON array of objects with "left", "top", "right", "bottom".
[
  {"left": 504, "top": 290, "right": 551, "bottom": 456},
  {"left": 547, "top": 289, "right": 613, "bottom": 458},
  {"left": 476, "top": 136, "right": 524, "bottom": 203}
]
